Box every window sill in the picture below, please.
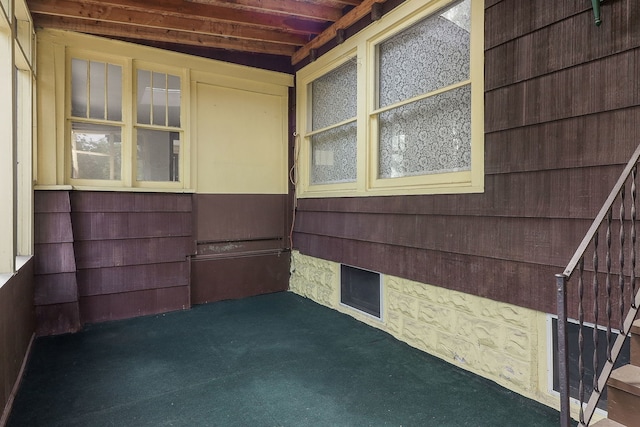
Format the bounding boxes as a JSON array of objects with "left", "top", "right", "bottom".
[
  {"left": 297, "top": 184, "right": 484, "bottom": 198},
  {"left": 34, "top": 185, "right": 195, "bottom": 194},
  {"left": 0, "top": 255, "right": 33, "bottom": 290}
]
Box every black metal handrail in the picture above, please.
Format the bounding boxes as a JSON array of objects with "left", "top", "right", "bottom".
[{"left": 556, "top": 143, "right": 640, "bottom": 426}]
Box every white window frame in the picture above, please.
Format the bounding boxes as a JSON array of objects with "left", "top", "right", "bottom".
[
  {"left": 296, "top": 0, "right": 484, "bottom": 198},
  {"left": 1, "top": 0, "right": 34, "bottom": 277},
  {"left": 65, "top": 51, "right": 189, "bottom": 190},
  {"left": 302, "top": 52, "right": 359, "bottom": 194},
  {"left": 133, "top": 60, "right": 187, "bottom": 189}
]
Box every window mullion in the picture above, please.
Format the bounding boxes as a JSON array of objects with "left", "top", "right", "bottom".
[
  {"left": 122, "top": 58, "right": 133, "bottom": 187},
  {"left": 85, "top": 61, "right": 90, "bottom": 118},
  {"left": 149, "top": 71, "right": 154, "bottom": 126},
  {"left": 103, "top": 62, "right": 108, "bottom": 120},
  {"left": 165, "top": 73, "right": 168, "bottom": 127}
]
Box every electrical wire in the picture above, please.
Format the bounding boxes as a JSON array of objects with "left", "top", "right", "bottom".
[{"left": 288, "top": 131, "right": 300, "bottom": 251}]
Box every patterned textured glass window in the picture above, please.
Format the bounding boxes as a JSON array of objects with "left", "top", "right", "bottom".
[
  {"left": 376, "top": 0, "right": 471, "bottom": 179},
  {"left": 309, "top": 60, "right": 357, "bottom": 184}
]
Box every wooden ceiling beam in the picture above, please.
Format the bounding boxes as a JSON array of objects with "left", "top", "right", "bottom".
[
  {"left": 315, "top": 0, "right": 362, "bottom": 7},
  {"left": 29, "top": 0, "right": 309, "bottom": 45},
  {"left": 32, "top": 14, "right": 298, "bottom": 56},
  {"left": 27, "top": 0, "right": 328, "bottom": 35},
  {"left": 292, "top": 0, "right": 386, "bottom": 64},
  {"left": 185, "top": 0, "right": 344, "bottom": 23}
]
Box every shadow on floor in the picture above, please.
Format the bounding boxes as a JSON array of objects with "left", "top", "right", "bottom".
[{"left": 8, "top": 292, "right": 562, "bottom": 426}]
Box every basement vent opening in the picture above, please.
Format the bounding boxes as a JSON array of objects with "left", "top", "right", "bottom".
[{"left": 340, "top": 264, "right": 382, "bottom": 319}]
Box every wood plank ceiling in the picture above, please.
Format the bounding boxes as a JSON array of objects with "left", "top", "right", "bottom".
[{"left": 26, "top": 0, "right": 388, "bottom": 67}]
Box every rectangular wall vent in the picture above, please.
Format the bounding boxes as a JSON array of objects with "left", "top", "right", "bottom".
[{"left": 340, "top": 264, "right": 382, "bottom": 319}]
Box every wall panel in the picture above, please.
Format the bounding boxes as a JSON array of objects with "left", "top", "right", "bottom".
[
  {"left": 77, "top": 262, "right": 188, "bottom": 297},
  {"left": 194, "top": 194, "right": 286, "bottom": 243},
  {"left": 0, "top": 259, "right": 35, "bottom": 423},
  {"left": 190, "top": 193, "right": 290, "bottom": 304},
  {"left": 195, "top": 82, "right": 288, "bottom": 195},
  {"left": 191, "top": 252, "right": 290, "bottom": 304},
  {"left": 79, "top": 287, "right": 190, "bottom": 324}
]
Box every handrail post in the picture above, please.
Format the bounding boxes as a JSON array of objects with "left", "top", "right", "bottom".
[{"left": 556, "top": 273, "right": 571, "bottom": 427}]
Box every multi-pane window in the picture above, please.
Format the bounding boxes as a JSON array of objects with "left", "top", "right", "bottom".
[
  {"left": 70, "top": 59, "right": 123, "bottom": 180},
  {"left": 68, "top": 57, "right": 183, "bottom": 186},
  {"left": 136, "top": 70, "right": 181, "bottom": 182},
  {"left": 376, "top": 0, "right": 471, "bottom": 179},
  {"left": 297, "top": 0, "right": 482, "bottom": 197},
  {"left": 309, "top": 60, "right": 357, "bottom": 185}
]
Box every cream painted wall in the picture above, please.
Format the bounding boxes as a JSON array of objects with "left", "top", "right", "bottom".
[
  {"left": 195, "top": 83, "right": 288, "bottom": 194},
  {"left": 35, "top": 29, "right": 292, "bottom": 194},
  {"left": 289, "top": 251, "right": 564, "bottom": 412}
]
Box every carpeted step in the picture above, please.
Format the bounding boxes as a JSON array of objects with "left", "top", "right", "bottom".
[
  {"left": 631, "top": 319, "right": 640, "bottom": 367},
  {"left": 607, "top": 364, "right": 640, "bottom": 426}
]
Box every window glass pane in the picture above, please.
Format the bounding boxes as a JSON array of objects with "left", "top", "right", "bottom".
[
  {"left": 378, "top": 85, "right": 471, "bottom": 178},
  {"left": 136, "top": 128, "right": 180, "bottom": 182},
  {"left": 71, "top": 122, "right": 122, "bottom": 180},
  {"left": 107, "top": 64, "right": 122, "bottom": 121},
  {"left": 167, "top": 74, "right": 181, "bottom": 127},
  {"left": 311, "top": 60, "right": 357, "bottom": 130},
  {"left": 152, "top": 72, "right": 167, "bottom": 126},
  {"left": 71, "top": 58, "right": 88, "bottom": 118},
  {"left": 89, "top": 61, "right": 106, "bottom": 120},
  {"left": 378, "top": 0, "right": 470, "bottom": 108},
  {"left": 310, "top": 122, "right": 357, "bottom": 185},
  {"left": 137, "top": 69, "right": 151, "bottom": 125}
]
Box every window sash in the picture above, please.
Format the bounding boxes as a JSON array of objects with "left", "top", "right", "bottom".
[
  {"left": 136, "top": 70, "right": 181, "bottom": 128},
  {"left": 295, "top": 0, "right": 483, "bottom": 198},
  {"left": 306, "top": 57, "right": 358, "bottom": 186},
  {"left": 70, "top": 58, "right": 123, "bottom": 122}
]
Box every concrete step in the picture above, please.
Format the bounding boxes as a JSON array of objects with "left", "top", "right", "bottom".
[
  {"left": 607, "top": 364, "right": 640, "bottom": 426},
  {"left": 590, "top": 418, "right": 626, "bottom": 427},
  {"left": 631, "top": 319, "right": 640, "bottom": 367}
]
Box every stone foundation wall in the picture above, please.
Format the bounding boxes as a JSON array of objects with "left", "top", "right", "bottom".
[{"left": 289, "top": 251, "right": 558, "bottom": 409}]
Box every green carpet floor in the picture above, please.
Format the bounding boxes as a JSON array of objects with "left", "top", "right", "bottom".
[{"left": 8, "top": 292, "right": 562, "bottom": 426}]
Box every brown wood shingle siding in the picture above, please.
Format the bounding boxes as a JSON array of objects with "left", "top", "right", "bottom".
[
  {"left": 34, "top": 191, "right": 81, "bottom": 336},
  {"left": 191, "top": 252, "right": 290, "bottom": 304},
  {"left": 194, "top": 194, "right": 287, "bottom": 243},
  {"left": 70, "top": 192, "right": 193, "bottom": 324},
  {"left": 190, "top": 194, "right": 290, "bottom": 305},
  {"left": 34, "top": 190, "right": 292, "bottom": 333},
  {"left": 0, "top": 258, "right": 34, "bottom": 421},
  {"left": 293, "top": 0, "right": 640, "bottom": 319}
]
